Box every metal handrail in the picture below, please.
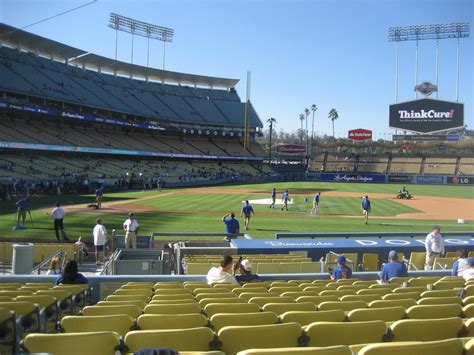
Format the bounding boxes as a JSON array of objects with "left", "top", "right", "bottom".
[{"left": 30, "top": 250, "right": 64, "bottom": 275}]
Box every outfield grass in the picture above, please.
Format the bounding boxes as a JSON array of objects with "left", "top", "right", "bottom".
[{"left": 0, "top": 182, "right": 472, "bottom": 242}]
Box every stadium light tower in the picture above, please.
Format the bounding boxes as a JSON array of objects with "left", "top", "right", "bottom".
[
  {"left": 388, "top": 22, "right": 469, "bottom": 102},
  {"left": 108, "top": 13, "right": 174, "bottom": 69}
]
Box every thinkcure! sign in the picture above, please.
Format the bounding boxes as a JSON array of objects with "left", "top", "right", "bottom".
[
  {"left": 348, "top": 129, "right": 372, "bottom": 141},
  {"left": 277, "top": 144, "right": 306, "bottom": 154}
]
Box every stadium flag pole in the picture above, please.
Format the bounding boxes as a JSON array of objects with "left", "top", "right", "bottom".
[
  {"left": 456, "top": 37, "right": 460, "bottom": 102},
  {"left": 435, "top": 39, "right": 439, "bottom": 99},
  {"left": 244, "top": 70, "right": 251, "bottom": 151}
]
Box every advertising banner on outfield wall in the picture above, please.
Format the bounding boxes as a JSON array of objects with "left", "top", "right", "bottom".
[
  {"left": 389, "top": 98, "right": 464, "bottom": 133},
  {"left": 276, "top": 144, "right": 306, "bottom": 154},
  {"left": 448, "top": 176, "right": 474, "bottom": 185},
  {"left": 388, "top": 175, "right": 413, "bottom": 183},
  {"left": 320, "top": 173, "right": 386, "bottom": 183},
  {"left": 415, "top": 175, "right": 445, "bottom": 184},
  {"left": 348, "top": 128, "right": 372, "bottom": 141}
]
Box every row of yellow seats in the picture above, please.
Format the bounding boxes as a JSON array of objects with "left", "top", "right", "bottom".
[
  {"left": 0, "top": 243, "right": 78, "bottom": 263},
  {"left": 22, "top": 318, "right": 474, "bottom": 355}
]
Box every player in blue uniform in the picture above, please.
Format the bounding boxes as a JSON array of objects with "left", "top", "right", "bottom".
[
  {"left": 95, "top": 186, "right": 104, "bottom": 209},
  {"left": 16, "top": 197, "right": 29, "bottom": 227},
  {"left": 361, "top": 195, "right": 371, "bottom": 225},
  {"left": 311, "top": 192, "right": 321, "bottom": 215},
  {"left": 330, "top": 256, "right": 352, "bottom": 280},
  {"left": 222, "top": 212, "right": 240, "bottom": 241},
  {"left": 281, "top": 190, "right": 289, "bottom": 211},
  {"left": 269, "top": 188, "right": 277, "bottom": 208},
  {"left": 240, "top": 200, "right": 255, "bottom": 230}
]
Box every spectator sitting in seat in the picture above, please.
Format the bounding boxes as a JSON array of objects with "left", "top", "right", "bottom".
[
  {"left": 55, "top": 260, "right": 88, "bottom": 285},
  {"left": 379, "top": 250, "right": 407, "bottom": 283},
  {"left": 206, "top": 254, "right": 238, "bottom": 285},
  {"left": 235, "top": 259, "right": 260, "bottom": 283},
  {"left": 462, "top": 258, "right": 474, "bottom": 281},
  {"left": 452, "top": 249, "right": 469, "bottom": 277},
  {"left": 330, "top": 255, "right": 352, "bottom": 280}
]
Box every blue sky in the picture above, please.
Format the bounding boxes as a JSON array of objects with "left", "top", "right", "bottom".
[{"left": 1, "top": 0, "right": 472, "bottom": 138}]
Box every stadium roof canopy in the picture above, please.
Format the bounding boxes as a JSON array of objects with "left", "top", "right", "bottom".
[{"left": 0, "top": 23, "right": 239, "bottom": 88}]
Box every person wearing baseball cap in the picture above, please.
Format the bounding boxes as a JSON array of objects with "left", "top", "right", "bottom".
[
  {"left": 330, "top": 255, "right": 352, "bottom": 280},
  {"left": 424, "top": 225, "right": 445, "bottom": 270},
  {"left": 235, "top": 259, "right": 261, "bottom": 283},
  {"left": 379, "top": 250, "right": 408, "bottom": 283},
  {"left": 462, "top": 257, "right": 474, "bottom": 281}
]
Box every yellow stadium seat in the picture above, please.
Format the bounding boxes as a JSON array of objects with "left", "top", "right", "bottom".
[
  {"left": 353, "top": 281, "right": 379, "bottom": 287},
  {"left": 152, "top": 294, "right": 195, "bottom": 301},
  {"left": 204, "top": 302, "right": 259, "bottom": 317},
  {"left": 125, "top": 327, "right": 214, "bottom": 352},
  {"left": 280, "top": 310, "right": 345, "bottom": 326},
  {"left": 0, "top": 301, "right": 40, "bottom": 333},
  {"left": 358, "top": 338, "right": 464, "bottom": 355},
  {"left": 0, "top": 290, "right": 34, "bottom": 297},
  {"left": 126, "top": 282, "right": 154, "bottom": 288},
  {"left": 186, "top": 263, "right": 211, "bottom": 275},
  {"left": 337, "top": 285, "right": 367, "bottom": 292},
  {"left": 96, "top": 300, "right": 147, "bottom": 309},
  {"left": 256, "top": 263, "right": 281, "bottom": 274},
  {"left": 305, "top": 320, "right": 387, "bottom": 346},
  {"left": 417, "top": 296, "right": 462, "bottom": 305},
  {"left": 347, "top": 306, "right": 406, "bottom": 322},
  {"left": 233, "top": 288, "right": 268, "bottom": 295},
  {"left": 300, "top": 262, "right": 322, "bottom": 273},
  {"left": 144, "top": 303, "right": 201, "bottom": 315},
  {"left": 213, "top": 284, "right": 240, "bottom": 292},
  {"left": 36, "top": 289, "right": 74, "bottom": 315},
  {"left": 242, "top": 282, "right": 270, "bottom": 289},
  {"left": 421, "top": 289, "right": 460, "bottom": 298},
  {"left": 16, "top": 295, "right": 58, "bottom": 330},
  {"left": 340, "top": 294, "right": 381, "bottom": 303},
  {"left": 24, "top": 331, "right": 121, "bottom": 355},
  {"left": 0, "top": 307, "right": 16, "bottom": 351},
  {"left": 433, "top": 280, "right": 465, "bottom": 289},
  {"left": 393, "top": 286, "right": 427, "bottom": 294},
  {"left": 383, "top": 292, "right": 421, "bottom": 300},
  {"left": 296, "top": 295, "right": 338, "bottom": 305},
  {"left": 194, "top": 288, "right": 232, "bottom": 295},
  {"left": 61, "top": 315, "right": 133, "bottom": 336},
  {"left": 239, "top": 292, "right": 279, "bottom": 302},
  {"left": 463, "top": 304, "right": 474, "bottom": 318},
  {"left": 262, "top": 302, "right": 316, "bottom": 315},
  {"left": 280, "top": 291, "right": 319, "bottom": 299},
  {"left": 210, "top": 312, "right": 278, "bottom": 332},
  {"left": 318, "top": 300, "right": 367, "bottom": 312},
  {"left": 369, "top": 283, "right": 400, "bottom": 290},
  {"left": 0, "top": 296, "right": 13, "bottom": 302},
  {"left": 137, "top": 313, "right": 208, "bottom": 330},
  {"left": 301, "top": 286, "right": 332, "bottom": 293},
  {"left": 408, "top": 277, "right": 440, "bottom": 287},
  {"left": 464, "top": 285, "right": 474, "bottom": 298},
  {"left": 407, "top": 252, "right": 426, "bottom": 271},
  {"left": 218, "top": 322, "right": 303, "bottom": 355},
  {"left": 390, "top": 317, "right": 464, "bottom": 341},
  {"left": 288, "top": 280, "right": 313, "bottom": 285},
  {"left": 361, "top": 254, "right": 379, "bottom": 271},
  {"left": 466, "top": 337, "right": 474, "bottom": 355},
  {"left": 464, "top": 296, "right": 474, "bottom": 306},
  {"left": 357, "top": 288, "right": 392, "bottom": 296},
  {"left": 406, "top": 304, "right": 462, "bottom": 319},
  {"left": 279, "top": 262, "right": 302, "bottom": 273},
  {"left": 236, "top": 345, "right": 352, "bottom": 355},
  {"left": 115, "top": 289, "right": 153, "bottom": 297},
  {"left": 369, "top": 299, "right": 417, "bottom": 309},
  {"left": 248, "top": 296, "right": 294, "bottom": 307},
  {"left": 268, "top": 287, "right": 300, "bottom": 294},
  {"left": 320, "top": 290, "right": 356, "bottom": 297},
  {"left": 150, "top": 299, "right": 197, "bottom": 305},
  {"left": 82, "top": 305, "right": 142, "bottom": 319},
  {"left": 199, "top": 297, "right": 246, "bottom": 308},
  {"left": 184, "top": 283, "right": 211, "bottom": 291},
  {"left": 432, "top": 258, "right": 457, "bottom": 270},
  {"left": 196, "top": 293, "right": 236, "bottom": 301},
  {"left": 154, "top": 288, "right": 192, "bottom": 295},
  {"left": 106, "top": 294, "right": 150, "bottom": 303},
  {"left": 465, "top": 318, "right": 474, "bottom": 336},
  {"left": 390, "top": 277, "right": 410, "bottom": 284}
]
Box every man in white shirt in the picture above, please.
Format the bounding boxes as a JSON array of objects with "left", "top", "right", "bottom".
[
  {"left": 425, "top": 225, "right": 445, "bottom": 270},
  {"left": 206, "top": 255, "right": 239, "bottom": 285},
  {"left": 93, "top": 219, "right": 108, "bottom": 264},
  {"left": 123, "top": 212, "right": 139, "bottom": 249},
  {"left": 462, "top": 258, "right": 474, "bottom": 281},
  {"left": 51, "top": 202, "right": 68, "bottom": 241}
]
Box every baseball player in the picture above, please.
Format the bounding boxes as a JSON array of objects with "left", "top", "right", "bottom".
[
  {"left": 269, "top": 188, "right": 277, "bottom": 209},
  {"left": 281, "top": 190, "right": 289, "bottom": 211},
  {"left": 240, "top": 200, "right": 255, "bottom": 230},
  {"left": 311, "top": 192, "right": 321, "bottom": 215},
  {"left": 361, "top": 195, "right": 371, "bottom": 225}
]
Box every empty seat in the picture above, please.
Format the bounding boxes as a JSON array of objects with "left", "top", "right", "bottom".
[
  {"left": 383, "top": 292, "right": 420, "bottom": 300},
  {"left": 196, "top": 293, "right": 236, "bottom": 301},
  {"left": 210, "top": 312, "right": 278, "bottom": 332},
  {"left": 357, "top": 288, "right": 392, "bottom": 296},
  {"left": 318, "top": 301, "right": 367, "bottom": 312},
  {"left": 61, "top": 315, "right": 133, "bottom": 336},
  {"left": 463, "top": 304, "right": 474, "bottom": 318},
  {"left": 239, "top": 292, "right": 278, "bottom": 301},
  {"left": 144, "top": 303, "right": 201, "bottom": 315},
  {"left": 417, "top": 296, "right": 462, "bottom": 305},
  {"left": 393, "top": 287, "right": 427, "bottom": 294},
  {"left": 347, "top": 306, "right": 406, "bottom": 322},
  {"left": 305, "top": 321, "right": 387, "bottom": 347},
  {"left": 249, "top": 296, "right": 295, "bottom": 307},
  {"left": 237, "top": 345, "right": 352, "bottom": 355},
  {"left": 204, "top": 302, "right": 259, "bottom": 317},
  {"left": 406, "top": 304, "right": 463, "bottom": 319},
  {"left": 218, "top": 322, "right": 303, "bottom": 355},
  {"left": 340, "top": 295, "right": 381, "bottom": 303},
  {"left": 24, "top": 331, "right": 121, "bottom": 355},
  {"left": 125, "top": 327, "right": 214, "bottom": 352},
  {"left": 358, "top": 338, "right": 464, "bottom": 355},
  {"left": 106, "top": 295, "right": 149, "bottom": 303},
  {"left": 82, "top": 305, "right": 142, "bottom": 319},
  {"left": 137, "top": 313, "right": 208, "bottom": 330},
  {"left": 199, "top": 297, "right": 246, "bottom": 308},
  {"left": 390, "top": 317, "right": 464, "bottom": 341},
  {"left": 421, "top": 289, "right": 460, "bottom": 298},
  {"left": 280, "top": 291, "right": 319, "bottom": 299},
  {"left": 280, "top": 310, "right": 345, "bottom": 326},
  {"left": 268, "top": 287, "right": 300, "bottom": 294},
  {"left": 242, "top": 282, "right": 270, "bottom": 289},
  {"left": 320, "top": 290, "right": 356, "bottom": 297},
  {"left": 154, "top": 288, "right": 192, "bottom": 295},
  {"left": 296, "top": 295, "right": 338, "bottom": 305},
  {"left": 233, "top": 288, "right": 268, "bottom": 295},
  {"left": 262, "top": 302, "right": 316, "bottom": 315},
  {"left": 369, "top": 299, "right": 417, "bottom": 309},
  {"left": 115, "top": 289, "right": 153, "bottom": 297},
  {"left": 152, "top": 294, "right": 195, "bottom": 301},
  {"left": 96, "top": 300, "right": 147, "bottom": 309}
]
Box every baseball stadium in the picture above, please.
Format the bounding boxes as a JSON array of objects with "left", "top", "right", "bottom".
[{"left": 0, "top": 1, "right": 473, "bottom": 354}]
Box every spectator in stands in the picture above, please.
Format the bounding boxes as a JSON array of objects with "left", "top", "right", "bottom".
[
  {"left": 330, "top": 256, "right": 352, "bottom": 280},
  {"left": 462, "top": 258, "right": 474, "bottom": 281},
  {"left": 75, "top": 236, "right": 88, "bottom": 260},
  {"left": 93, "top": 219, "right": 109, "bottom": 264},
  {"left": 452, "top": 249, "right": 469, "bottom": 276},
  {"left": 15, "top": 196, "right": 29, "bottom": 227},
  {"left": 123, "top": 212, "right": 139, "bottom": 249},
  {"left": 95, "top": 186, "right": 104, "bottom": 209},
  {"left": 240, "top": 200, "right": 255, "bottom": 231},
  {"left": 222, "top": 212, "right": 239, "bottom": 241},
  {"left": 235, "top": 259, "right": 260, "bottom": 283},
  {"left": 379, "top": 250, "right": 407, "bottom": 283},
  {"left": 46, "top": 257, "right": 61, "bottom": 275},
  {"left": 51, "top": 202, "right": 69, "bottom": 241},
  {"left": 361, "top": 195, "right": 371, "bottom": 225},
  {"left": 206, "top": 254, "right": 239, "bottom": 285},
  {"left": 424, "top": 225, "right": 445, "bottom": 270},
  {"left": 55, "top": 260, "right": 88, "bottom": 285}
]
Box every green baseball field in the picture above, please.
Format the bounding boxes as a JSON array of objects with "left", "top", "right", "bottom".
[{"left": 0, "top": 182, "right": 473, "bottom": 242}]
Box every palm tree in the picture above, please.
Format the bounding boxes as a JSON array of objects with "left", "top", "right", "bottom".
[
  {"left": 304, "top": 108, "right": 310, "bottom": 156},
  {"left": 267, "top": 117, "right": 277, "bottom": 161},
  {"left": 299, "top": 114, "right": 305, "bottom": 145},
  {"left": 328, "top": 108, "right": 339, "bottom": 138},
  {"left": 311, "top": 104, "right": 317, "bottom": 154}
]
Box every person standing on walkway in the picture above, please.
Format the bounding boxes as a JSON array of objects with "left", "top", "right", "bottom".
[
  {"left": 425, "top": 225, "right": 445, "bottom": 270},
  {"left": 93, "top": 218, "right": 109, "bottom": 264},
  {"left": 52, "top": 202, "right": 69, "bottom": 241},
  {"left": 123, "top": 212, "right": 139, "bottom": 249},
  {"left": 240, "top": 200, "right": 255, "bottom": 231}
]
